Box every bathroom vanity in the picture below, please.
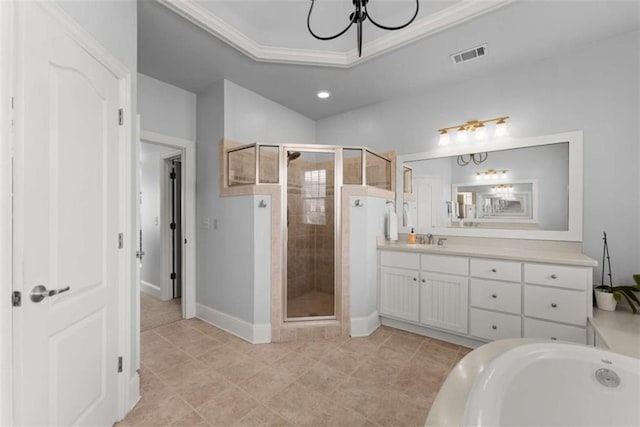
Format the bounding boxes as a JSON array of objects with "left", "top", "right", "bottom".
[
  {"left": 377, "top": 241, "right": 597, "bottom": 346},
  {"left": 382, "top": 131, "right": 598, "bottom": 346}
]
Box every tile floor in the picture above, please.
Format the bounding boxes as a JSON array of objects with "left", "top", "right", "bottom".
[
  {"left": 119, "top": 318, "right": 471, "bottom": 427},
  {"left": 287, "top": 291, "right": 334, "bottom": 318},
  {"left": 140, "top": 293, "right": 182, "bottom": 332}
]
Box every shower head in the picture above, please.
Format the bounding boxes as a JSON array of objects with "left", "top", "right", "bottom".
[{"left": 287, "top": 151, "right": 301, "bottom": 165}]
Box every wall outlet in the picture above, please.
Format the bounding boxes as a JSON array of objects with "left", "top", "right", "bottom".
[{"left": 203, "top": 218, "right": 210, "bottom": 230}]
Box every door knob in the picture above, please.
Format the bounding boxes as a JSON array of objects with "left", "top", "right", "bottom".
[{"left": 30, "top": 285, "right": 71, "bottom": 303}]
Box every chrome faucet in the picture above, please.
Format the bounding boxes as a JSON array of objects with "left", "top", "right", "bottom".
[
  {"left": 426, "top": 233, "right": 434, "bottom": 245},
  {"left": 437, "top": 237, "right": 447, "bottom": 246}
]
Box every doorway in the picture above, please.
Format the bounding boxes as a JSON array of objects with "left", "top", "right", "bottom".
[{"left": 139, "top": 143, "right": 185, "bottom": 331}]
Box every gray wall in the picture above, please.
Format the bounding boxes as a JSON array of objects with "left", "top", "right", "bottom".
[
  {"left": 350, "top": 196, "right": 388, "bottom": 320},
  {"left": 140, "top": 142, "right": 177, "bottom": 296},
  {"left": 196, "top": 79, "right": 315, "bottom": 325},
  {"left": 138, "top": 73, "right": 197, "bottom": 140},
  {"left": 318, "top": 30, "right": 640, "bottom": 284}
]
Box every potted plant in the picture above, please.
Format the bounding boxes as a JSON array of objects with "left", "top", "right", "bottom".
[
  {"left": 594, "top": 232, "right": 640, "bottom": 313},
  {"left": 594, "top": 276, "right": 640, "bottom": 313}
]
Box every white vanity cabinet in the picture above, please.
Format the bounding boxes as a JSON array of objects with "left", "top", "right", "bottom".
[
  {"left": 378, "top": 248, "right": 594, "bottom": 346},
  {"left": 419, "top": 254, "right": 469, "bottom": 334}
]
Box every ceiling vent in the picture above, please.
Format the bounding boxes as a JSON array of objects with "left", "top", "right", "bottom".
[{"left": 450, "top": 44, "right": 487, "bottom": 64}]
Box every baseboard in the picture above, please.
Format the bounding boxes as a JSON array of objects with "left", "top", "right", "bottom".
[
  {"left": 196, "top": 303, "right": 271, "bottom": 344},
  {"left": 350, "top": 311, "right": 381, "bottom": 337},
  {"left": 381, "top": 316, "right": 483, "bottom": 349},
  {"left": 140, "top": 280, "right": 161, "bottom": 300},
  {"left": 128, "top": 373, "right": 140, "bottom": 412}
]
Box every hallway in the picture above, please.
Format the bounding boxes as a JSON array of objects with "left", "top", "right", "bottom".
[{"left": 120, "top": 319, "right": 470, "bottom": 426}]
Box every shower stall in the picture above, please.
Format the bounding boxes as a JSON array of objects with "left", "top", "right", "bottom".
[
  {"left": 226, "top": 142, "right": 392, "bottom": 325},
  {"left": 284, "top": 148, "right": 338, "bottom": 320}
]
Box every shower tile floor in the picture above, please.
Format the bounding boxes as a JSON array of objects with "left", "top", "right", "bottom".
[
  {"left": 286, "top": 291, "right": 335, "bottom": 318},
  {"left": 118, "top": 318, "right": 471, "bottom": 427}
]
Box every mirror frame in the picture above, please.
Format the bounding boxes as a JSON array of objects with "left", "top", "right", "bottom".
[{"left": 395, "top": 131, "right": 583, "bottom": 241}]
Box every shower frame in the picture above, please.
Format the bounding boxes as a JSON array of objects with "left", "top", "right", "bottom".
[{"left": 281, "top": 145, "right": 343, "bottom": 323}]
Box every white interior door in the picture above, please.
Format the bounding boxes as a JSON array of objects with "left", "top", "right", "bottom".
[{"left": 13, "top": 3, "right": 122, "bottom": 425}]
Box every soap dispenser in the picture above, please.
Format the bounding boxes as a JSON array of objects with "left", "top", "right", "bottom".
[{"left": 408, "top": 228, "right": 416, "bottom": 244}]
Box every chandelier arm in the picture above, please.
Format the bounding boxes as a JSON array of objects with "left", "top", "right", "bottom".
[
  {"left": 307, "top": 0, "right": 356, "bottom": 41},
  {"left": 364, "top": 0, "right": 419, "bottom": 31},
  {"left": 457, "top": 155, "right": 470, "bottom": 166}
]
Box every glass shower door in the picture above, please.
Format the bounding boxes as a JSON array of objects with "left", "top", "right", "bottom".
[{"left": 285, "top": 149, "right": 336, "bottom": 320}]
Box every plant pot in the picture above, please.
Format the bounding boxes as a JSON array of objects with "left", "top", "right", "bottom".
[{"left": 595, "top": 289, "right": 617, "bottom": 311}]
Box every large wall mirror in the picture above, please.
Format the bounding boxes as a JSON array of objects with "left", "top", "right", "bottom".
[{"left": 396, "top": 131, "right": 583, "bottom": 241}]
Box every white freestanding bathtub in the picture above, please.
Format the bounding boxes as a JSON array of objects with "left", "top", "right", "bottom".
[{"left": 426, "top": 339, "right": 640, "bottom": 426}]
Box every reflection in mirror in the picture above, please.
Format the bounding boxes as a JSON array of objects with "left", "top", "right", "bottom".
[
  {"left": 403, "top": 166, "right": 413, "bottom": 194},
  {"left": 405, "top": 142, "right": 569, "bottom": 232}
]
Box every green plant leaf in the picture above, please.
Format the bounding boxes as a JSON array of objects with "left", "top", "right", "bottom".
[
  {"left": 633, "top": 274, "right": 640, "bottom": 286},
  {"left": 617, "top": 291, "right": 638, "bottom": 314}
]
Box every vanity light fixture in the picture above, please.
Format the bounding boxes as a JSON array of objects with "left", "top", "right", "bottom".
[
  {"left": 491, "top": 184, "right": 513, "bottom": 194},
  {"left": 438, "top": 130, "right": 450, "bottom": 146},
  {"left": 476, "top": 169, "right": 508, "bottom": 180},
  {"left": 438, "top": 116, "right": 510, "bottom": 144},
  {"left": 307, "top": 0, "right": 420, "bottom": 57}
]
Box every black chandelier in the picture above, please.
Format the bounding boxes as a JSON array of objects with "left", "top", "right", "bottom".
[
  {"left": 307, "top": 0, "right": 420, "bottom": 57},
  {"left": 457, "top": 153, "right": 488, "bottom": 166}
]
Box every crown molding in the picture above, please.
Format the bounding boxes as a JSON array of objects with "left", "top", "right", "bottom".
[{"left": 157, "top": 0, "right": 514, "bottom": 68}]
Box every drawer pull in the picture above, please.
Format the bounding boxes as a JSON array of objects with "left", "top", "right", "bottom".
[
  {"left": 551, "top": 303, "right": 557, "bottom": 308},
  {"left": 491, "top": 268, "right": 497, "bottom": 273},
  {"left": 551, "top": 274, "right": 558, "bottom": 279},
  {"left": 491, "top": 293, "right": 498, "bottom": 299},
  {"left": 491, "top": 325, "right": 498, "bottom": 330}
]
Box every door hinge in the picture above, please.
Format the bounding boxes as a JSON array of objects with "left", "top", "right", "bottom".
[
  {"left": 118, "top": 108, "right": 123, "bottom": 126},
  {"left": 11, "top": 97, "right": 14, "bottom": 109},
  {"left": 170, "top": 222, "right": 176, "bottom": 230},
  {"left": 170, "top": 171, "right": 176, "bottom": 180},
  {"left": 118, "top": 233, "right": 123, "bottom": 249},
  {"left": 170, "top": 272, "right": 177, "bottom": 280},
  {"left": 117, "top": 356, "right": 123, "bottom": 373},
  {"left": 12, "top": 291, "right": 21, "bottom": 307}
]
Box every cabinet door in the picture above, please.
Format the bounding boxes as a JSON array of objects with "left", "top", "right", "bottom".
[
  {"left": 379, "top": 267, "right": 420, "bottom": 322},
  {"left": 420, "top": 273, "right": 469, "bottom": 334}
]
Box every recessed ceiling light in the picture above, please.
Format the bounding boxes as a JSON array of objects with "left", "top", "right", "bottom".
[{"left": 317, "top": 91, "right": 330, "bottom": 99}]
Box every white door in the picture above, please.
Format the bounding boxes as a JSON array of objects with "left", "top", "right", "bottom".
[{"left": 13, "top": 3, "right": 122, "bottom": 425}]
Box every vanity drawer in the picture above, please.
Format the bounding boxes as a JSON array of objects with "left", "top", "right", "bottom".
[
  {"left": 524, "top": 285, "right": 586, "bottom": 326},
  {"left": 470, "top": 259, "right": 522, "bottom": 282},
  {"left": 524, "top": 263, "right": 590, "bottom": 291},
  {"left": 524, "top": 318, "right": 586, "bottom": 344},
  {"left": 470, "top": 278, "right": 521, "bottom": 314},
  {"left": 380, "top": 251, "right": 419, "bottom": 270},
  {"left": 470, "top": 308, "right": 521, "bottom": 341},
  {"left": 421, "top": 254, "right": 468, "bottom": 276}
]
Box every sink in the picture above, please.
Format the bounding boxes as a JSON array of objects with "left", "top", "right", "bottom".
[{"left": 462, "top": 342, "right": 640, "bottom": 426}]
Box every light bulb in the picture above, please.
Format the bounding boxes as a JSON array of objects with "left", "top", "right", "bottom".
[
  {"left": 438, "top": 131, "right": 450, "bottom": 146},
  {"left": 501, "top": 170, "right": 507, "bottom": 178},
  {"left": 456, "top": 127, "right": 467, "bottom": 142},
  {"left": 475, "top": 173, "right": 482, "bottom": 180},
  {"left": 494, "top": 119, "right": 508, "bottom": 137},
  {"left": 475, "top": 124, "right": 487, "bottom": 140},
  {"left": 317, "top": 91, "right": 330, "bottom": 99}
]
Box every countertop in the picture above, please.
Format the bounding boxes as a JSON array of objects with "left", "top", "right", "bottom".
[
  {"left": 590, "top": 308, "right": 640, "bottom": 359},
  {"left": 378, "top": 240, "right": 598, "bottom": 267}
]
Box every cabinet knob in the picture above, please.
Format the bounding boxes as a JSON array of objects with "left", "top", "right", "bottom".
[
  {"left": 421, "top": 279, "right": 426, "bottom": 283},
  {"left": 491, "top": 293, "right": 497, "bottom": 299},
  {"left": 491, "top": 325, "right": 498, "bottom": 330},
  {"left": 491, "top": 268, "right": 497, "bottom": 273},
  {"left": 550, "top": 337, "right": 557, "bottom": 340},
  {"left": 551, "top": 303, "right": 557, "bottom": 308},
  {"left": 551, "top": 274, "right": 558, "bottom": 279},
  {"left": 413, "top": 277, "right": 417, "bottom": 282}
]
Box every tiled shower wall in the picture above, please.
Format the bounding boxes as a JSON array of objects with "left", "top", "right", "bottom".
[{"left": 286, "top": 158, "right": 335, "bottom": 312}]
